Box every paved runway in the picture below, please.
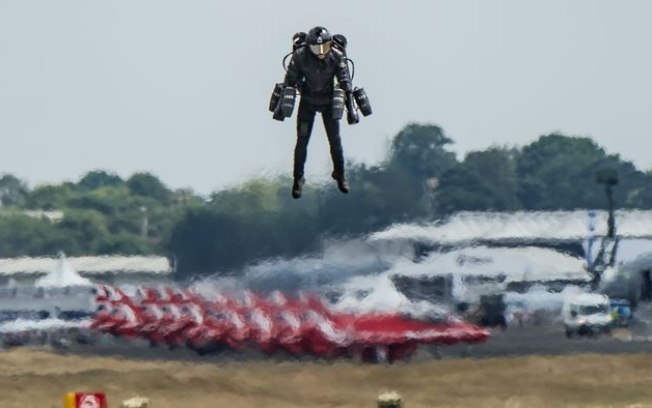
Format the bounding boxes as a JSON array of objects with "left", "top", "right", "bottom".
[
  {"left": 439, "top": 323, "right": 652, "bottom": 360},
  {"left": 57, "top": 319, "right": 652, "bottom": 363}
]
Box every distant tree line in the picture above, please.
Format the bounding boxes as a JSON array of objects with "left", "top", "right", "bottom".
[
  {"left": 2, "top": 123, "right": 652, "bottom": 280},
  {"left": 0, "top": 171, "right": 202, "bottom": 259}
]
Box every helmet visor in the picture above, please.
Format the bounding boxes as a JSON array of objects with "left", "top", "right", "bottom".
[{"left": 309, "top": 41, "right": 331, "bottom": 57}]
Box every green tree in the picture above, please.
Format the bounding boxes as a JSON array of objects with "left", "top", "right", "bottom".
[
  {"left": 388, "top": 123, "right": 458, "bottom": 179},
  {"left": 94, "top": 232, "right": 153, "bottom": 255},
  {"left": 126, "top": 172, "right": 172, "bottom": 203},
  {"left": 168, "top": 176, "right": 325, "bottom": 278},
  {"left": 590, "top": 158, "right": 647, "bottom": 209},
  {"left": 318, "top": 163, "right": 424, "bottom": 235},
  {"left": 626, "top": 171, "right": 652, "bottom": 208},
  {"left": 68, "top": 185, "right": 131, "bottom": 216},
  {"left": 0, "top": 174, "right": 28, "bottom": 207},
  {"left": 167, "top": 208, "right": 242, "bottom": 278},
  {"left": 0, "top": 215, "right": 77, "bottom": 257},
  {"left": 436, "top": 147, "right": 520, "bottom": 214},
  {"left": 25, "top": 183, "right": 75, "bottom": 210},
  {"left": 517, "top": 134, "right": 615, "bottom": 210},
  {"left": 78, "top": 170, "right": 124, "bottom": 192},
  {"left": 57, "top": 209, "right": 110, "bottom": 254},
  {"left": 209, "top": 178, "right": 283, "bottom": 218},
  {"left": 385, "top": 123, "right": 459, "bottom": 217}
]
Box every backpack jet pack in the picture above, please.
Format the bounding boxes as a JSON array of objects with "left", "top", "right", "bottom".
[{"left": 269, "top": 32, "right": 372, "bottom": 121}]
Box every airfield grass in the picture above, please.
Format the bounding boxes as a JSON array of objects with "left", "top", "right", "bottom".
[{"left": 1, "top": 348, "right": 652, "bottom": 408}]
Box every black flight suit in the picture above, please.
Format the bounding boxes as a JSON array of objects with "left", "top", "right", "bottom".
[{"left": 283, "top": 46, "right": 353, "bottom": 182}]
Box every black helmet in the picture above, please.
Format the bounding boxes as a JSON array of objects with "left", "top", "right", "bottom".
[{"left": 306, "top": 26, "right": 332, "bottom": 58}]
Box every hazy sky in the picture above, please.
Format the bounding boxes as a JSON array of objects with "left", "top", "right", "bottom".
[{"left": 1, "top": 1, "right": 650, "bottom": 195}]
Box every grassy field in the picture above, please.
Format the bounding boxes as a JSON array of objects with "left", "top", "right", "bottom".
[{"left": 2, "top": 348, "right": 652, "bottom": 408}]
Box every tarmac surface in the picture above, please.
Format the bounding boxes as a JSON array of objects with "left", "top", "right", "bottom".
[
  {"left": 440, "top": 323, "right": 652, "bottom": 360},
  {"left": 6, "top": 303, "right": 652, "bottom": 362},
  {"left": 56, "top": 318, "right": 652, "bottom": 363}
]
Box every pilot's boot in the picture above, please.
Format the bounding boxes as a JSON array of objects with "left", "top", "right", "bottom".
[
  {"left": 331, "top": 172, "right": 349, "bottom": 194},
  {"left": 292, "top": 177, "right": 305, "bottom": 199}
]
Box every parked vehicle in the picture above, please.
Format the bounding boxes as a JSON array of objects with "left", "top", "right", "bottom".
[
  {"left": 562, "top": 293, "right": 613, "bottom": 338},
  {"left": 609, "top": 298, "right": 632, "bottom": 327}
]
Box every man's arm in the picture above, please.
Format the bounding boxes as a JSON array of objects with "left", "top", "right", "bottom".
[
  {"left": 283, "top": 50, "right": 303, "bottom": 88},
  {"left": 273, "top": 50, "right": 303, "bottom": 121},
  {"left": 335, "top": 54, "right": 358, "bottom": 124}
]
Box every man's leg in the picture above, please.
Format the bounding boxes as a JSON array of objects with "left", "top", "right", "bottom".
[
  {"left": 292, "top": 102, "right": 316, "bottom": 199},
  {"left": 322, "top": 109, "right": 349, "bottom": 193}
]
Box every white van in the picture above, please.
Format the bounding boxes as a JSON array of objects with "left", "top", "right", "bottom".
[{"left": 562, "top": 293, "right": 613, "bottom": 338}]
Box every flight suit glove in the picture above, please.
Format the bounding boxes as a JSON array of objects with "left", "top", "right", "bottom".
[{"left": 346, "top": 92, "right": 359, "bottom": 125}]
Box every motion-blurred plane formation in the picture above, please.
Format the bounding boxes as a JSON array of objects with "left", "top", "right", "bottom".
[{"left": 91, "top": 285, "right": 489, "bottom": 362}]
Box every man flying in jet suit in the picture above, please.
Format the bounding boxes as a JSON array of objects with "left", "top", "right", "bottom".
[{"left": 281, "top": 26, "right": 359, "bottom": 199}]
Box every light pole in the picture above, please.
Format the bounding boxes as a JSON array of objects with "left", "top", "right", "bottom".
[
  {"left": 596, "top": 168, "right": 618, "bottom": 240},
  {"left": 591, "top": 168, "right": 619, "bottom": 287},
  {"left": 140, "top": 206, "right": 148, "bottom": 239}
]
